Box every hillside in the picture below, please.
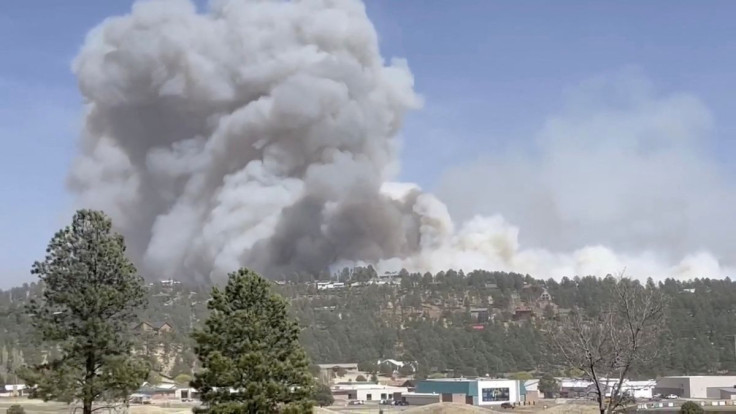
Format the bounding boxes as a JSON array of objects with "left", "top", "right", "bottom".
[{"left": 1, "top": 267, "right": 735, "bottom": 383}]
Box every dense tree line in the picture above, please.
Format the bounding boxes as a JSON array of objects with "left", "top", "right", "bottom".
[{"left": 3, "top": 266, "right": 736, "bottom": 381}]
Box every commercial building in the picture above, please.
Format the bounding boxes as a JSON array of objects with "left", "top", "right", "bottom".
[
  {"left": 655, "top": 376, "right": 736, "bottom": 399},
  {"left": 706, "top": 387, "right": 736, "bottom": 400},
  {"left": 400, "top": 392, "right": 442, "bottom": 406},
  {"left": 331, "top": 383, "right": 408, "bottom": 402},
  {"left": 416, "top": 378, "right": 524, "bottom": 406},
  {"left": 620, "top": 380, "right": 656, "bottom": 399},
  {"left": 558, "top": 378, "right": 593, "bottom": 398}
]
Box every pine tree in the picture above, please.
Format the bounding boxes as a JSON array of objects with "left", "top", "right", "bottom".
[
  {"left": 192, "top": 268, "right": 314, "bottom": 414},
  {"left": 20, "top": 210, "right": 148, "bottom": 414}
]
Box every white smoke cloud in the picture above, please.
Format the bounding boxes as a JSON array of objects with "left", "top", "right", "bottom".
[
  {"left": 69, "top": 0, "right": 732, "bottom": 282},
  {"left": 435, "top": 68, "right": 736, "bottom": 280}
]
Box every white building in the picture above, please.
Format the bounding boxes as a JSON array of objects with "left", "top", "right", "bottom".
[
  {"left": 620, "top": 380, "right": 656, "bottom": 399},
  {"left": 655, "top": 376, "right": 736, "bottom": 399},
  {"left": 316, "top": 282, "right": 345, "bottom": 290},
  {"left": 331, "top": 383, "right": 408, "bottom": 402},
  {"left": 377, "top": 359, "right": 416, "bottom": 373},
  {"left": 1, "top": 384, "right": 27, "bottom": 397},
  {"left": 477, "top": 379, "right": 521, "bottom": 406}
]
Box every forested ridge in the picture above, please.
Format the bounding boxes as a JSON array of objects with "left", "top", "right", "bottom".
[{"left": 1, "top": 268, "right": 734, "bottom": 384}]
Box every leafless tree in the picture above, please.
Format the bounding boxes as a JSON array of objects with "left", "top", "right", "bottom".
[{"left": 546, "top": 274, "right": 667, "bottom": 414}]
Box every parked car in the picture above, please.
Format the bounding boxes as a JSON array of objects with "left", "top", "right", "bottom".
[
  {"left": 393, "top": 400, "right": 408, "bottom": 406},
  {"left": 501, "top": 402, "right": 514, "bottom": 409},
  {"left": 347, "top": 400, "right": 365, "bottom": 405},
  {"left": 665, "top": 394, "right": 678, "bottom": 399}
]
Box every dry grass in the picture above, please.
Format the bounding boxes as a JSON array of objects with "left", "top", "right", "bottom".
[
  {"left": 402, "top": 402, "right": 501, "bottom": 413},
  {"left": 0, "top": 399, "right": 603, "bottom": 414}
]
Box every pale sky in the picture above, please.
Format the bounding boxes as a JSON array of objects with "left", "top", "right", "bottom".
[{"left": 2, "top": 1, "right": 736, "bottom": 287}]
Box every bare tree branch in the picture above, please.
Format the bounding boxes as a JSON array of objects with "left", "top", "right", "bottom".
[{"left": 545, "top": 273, "right": 667, "bottom": 414}]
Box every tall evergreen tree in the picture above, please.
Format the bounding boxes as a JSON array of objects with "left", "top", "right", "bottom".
[
  {"left": 20, "top": 210, "right": 148, "bottom": 414},
  {"left": 192, "top": 268, "right": 314, "bottom": 414}
]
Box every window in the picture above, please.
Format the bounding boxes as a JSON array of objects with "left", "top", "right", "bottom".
[
  {"left": 381, "top": 393, "right": 386, "bottom": 399},
  {"left": 366, "top": 393, "right": 372, "bottom": 401},
  {"left": 482, "top": 387, "right": 510, "bottom": 402}
]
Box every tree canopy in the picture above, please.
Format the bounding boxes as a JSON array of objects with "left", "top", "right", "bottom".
[
  {"left": 191, "top": 268, "right": 314, "bottom": 414},
  {"left": 19, "top": 210, "right": 148, "bottom": 414},
  {"left": 3, "top": 267, "right": 736, "bottom": 383}
]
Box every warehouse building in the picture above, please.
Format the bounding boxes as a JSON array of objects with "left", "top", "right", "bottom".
[
  {"left": 331, "top": 383, "right": 407, "bottom": 403},
  {"left": 416, "top": 378, "right": 524, "bottom": 406},
  {"left": 655, "top": 376, "right": 736, "bottom": 399}
]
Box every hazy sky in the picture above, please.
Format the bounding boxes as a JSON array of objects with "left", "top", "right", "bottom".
[{"left": 2, "top": 1, "right": 736, "bottom": 288}]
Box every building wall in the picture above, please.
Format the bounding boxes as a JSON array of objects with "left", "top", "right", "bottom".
[
  {"left": 654, "top": 377, "right": 691, "bottom": 398},
  {"left": 440, "top": 393, "right": 466, "bottom": 403},
  {"left": 656, "top": 377, "right": 736, "bottom": 399},
  {"left": 476, "top": 380, "right": 520, "bottom": 406},
  {"left": 403, "top": 394, "right": 441, "bottom": 406},
  {"left": 355, "top": 387, "right": 407, "bottom": 401},
  {"left": 704, "top": 387, "right": 736, "bottom": 400},
  {"left": 690, "top": 377, "right": 736, "bottom": 399},
  {"left": 524, "top": 390, "right": 540, "bottom": 403},
  {"left": 416, "top": 380, "right": 476, "bottom": 399}
]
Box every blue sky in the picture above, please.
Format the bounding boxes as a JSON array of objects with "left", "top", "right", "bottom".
[{"left": 2, "top": 0, "right": 736, "bottom": 287}]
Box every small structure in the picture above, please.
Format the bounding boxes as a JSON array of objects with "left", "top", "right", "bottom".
[
  {"left": 523, "top": 379, "right": 540, "bottom": 403},
  {"left": 316, "top": 282, "right": 345, "bottom": 290},
  {"left": 558, "top": 378, "right": 593, "bottom": 398},
  {"left": 135, "top": 321, "right": 174, "bottom": 335},
  {"left": 137, "top": 384, "right": 177, "bottom": 400},
  {"left": 512, "top": 306, "right": 534, "bottom": 322},
  {"left": 2, "top": 384, "right": 28, "bottom": 397},
  {"left": 175, "top": 387, "right": 200, "bottom": 400},
  {"left": 469, "top": 307, "right": 489, "bottom": 323},
  {"left": 377, "top": 359, "right": 416, "bottom": 375},
  {"left": 331, "top": 383, "right": 407, "bottom": 403},
  {"left": 621, "top": 380, "right": 656, "bottom": 399}
]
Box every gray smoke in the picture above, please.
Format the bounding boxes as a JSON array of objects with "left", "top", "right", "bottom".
[
  {"left": 69, "top": 0, "right": 429, "bottom": 281},
  {"left": 69, "top": 0, "right": 732, "bottom": 282}
]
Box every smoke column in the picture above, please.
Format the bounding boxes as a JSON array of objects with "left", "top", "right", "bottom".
[{"left": 69, "top": 0, "right": 732, "bottom": 281}]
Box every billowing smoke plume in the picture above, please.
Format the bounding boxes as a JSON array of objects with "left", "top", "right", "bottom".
[{"left": 69, "top": 0, "right": 732, "bottom": 281}]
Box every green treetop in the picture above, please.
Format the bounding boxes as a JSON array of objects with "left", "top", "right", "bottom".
[
  {"left": 20, "top": 210, "right": 149, "bottom": 414},
  {"left": 192, "top": 268, "right": 315, "bottom": 414}
]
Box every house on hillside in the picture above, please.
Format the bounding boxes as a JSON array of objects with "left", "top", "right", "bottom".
[
  {"left": 469, "top": 307, "right": 489, "bottom": 323},
  {"left": 378, "top": 359, "right": 416, "bottom": 375},
  {"left": 134, "top": 321, "right": 174, "bottom": 335},
  {"left": 512, "top": 306, "right": 534, "bottom": 322}
]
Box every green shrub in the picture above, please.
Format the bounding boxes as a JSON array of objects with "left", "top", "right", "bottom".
[
  {"left": 7, "top": 405, "right": 25, "bottom": 414},
  {"left": 680, "top": 401, "right": 704, "bottom": 414}
]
